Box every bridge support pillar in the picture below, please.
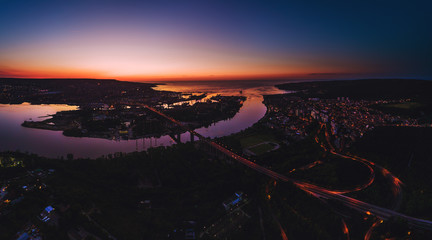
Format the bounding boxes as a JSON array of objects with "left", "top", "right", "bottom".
[{"left": 190, "top": 132, "right": 194, "bottom": 142}]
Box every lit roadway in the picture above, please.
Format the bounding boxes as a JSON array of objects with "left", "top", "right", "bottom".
[
  {"left": 319, "top": 123, "right": 403, "bottom": 207},
  {"left": 142, "top": 104, "right": 432, "bottom": 231},
  {"left": 316, "top": 124, "right": 376, "bottom": 194},
  {"left": 317, "top": 123, "right": 406, "bottom": 239}
]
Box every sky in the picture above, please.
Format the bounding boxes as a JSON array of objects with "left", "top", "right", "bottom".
[{"left": 0, "top": 0, "right": 431, "bottom": 81}]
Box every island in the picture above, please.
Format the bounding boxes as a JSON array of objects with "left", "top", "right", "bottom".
[
  {"left": 1, "top": 78, "right": 246, "bottom": 140},
  {"left": 1, "top": 79, "right": 432, "bottom": 240}
]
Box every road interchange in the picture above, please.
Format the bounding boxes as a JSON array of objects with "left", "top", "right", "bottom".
[{"left": 142, "top": 104, "right": 432, "bottom": 231}]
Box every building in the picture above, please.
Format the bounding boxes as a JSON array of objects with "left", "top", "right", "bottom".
[
  {"left": 222, "top": 191, "right": 244, "bottom": 210},
  {"left": 39, "top": 206, "right": 54, "bottom": 222}
]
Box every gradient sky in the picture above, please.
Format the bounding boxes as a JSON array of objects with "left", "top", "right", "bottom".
[{"left": 0, "top": 0, "right": 431, "bottom": 80}]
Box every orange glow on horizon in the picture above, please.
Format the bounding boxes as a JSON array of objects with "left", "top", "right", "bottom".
[
  {"left": 0, "top": 27, "right": 364, "bottom": 81},
  {"left": 0, "top": 67, "right": 338, "bottom": 81}
]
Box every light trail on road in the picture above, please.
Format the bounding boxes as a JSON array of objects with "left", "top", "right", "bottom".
[
  {"left": 364, "top": 219, "right": 382, "bottom": 240},
  {"left": 341, "top": 218, "right": 350, "bottom": 240},
  {"left": 141, "top": 104, "right": 432, "bottom": 231},
  {"left": 317, "top": 123, "right": 407, "bottom": 237}
]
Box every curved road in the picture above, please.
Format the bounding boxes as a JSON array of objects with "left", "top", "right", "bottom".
[{"left": 143, "top": 104, "right": 432, "bottom": 231}]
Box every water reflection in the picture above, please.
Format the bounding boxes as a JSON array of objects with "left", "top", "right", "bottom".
[
  {"left": 155, "top": 80, "right": 289, "bottom": 138},
  {"left": 0, "top": 80, "right": 289, "bottom": 158},
  {"left": 0, "top": 103, "right": 177, "bottom": 158}
]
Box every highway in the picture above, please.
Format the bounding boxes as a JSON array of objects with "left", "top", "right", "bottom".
[
  {"left": 317, "top": 124, "right": 375, "bottom": 193},
  {"left": 142, "top": 104, "right": 432, "bottom": 231},
  {"left": 318, "top": 122, "right": 405, "bottom": 238},
  {"left": 319, "top": 123, "right": 403, "bottom": 207}
]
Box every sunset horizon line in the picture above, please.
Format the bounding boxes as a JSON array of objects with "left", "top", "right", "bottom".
[{"left": 2, "top": 73, "right": 426, "bottom": 82}]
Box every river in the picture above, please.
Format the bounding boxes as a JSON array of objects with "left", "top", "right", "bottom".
[{"left": 0, "top": 80, "right": 289, "bottom": 158}]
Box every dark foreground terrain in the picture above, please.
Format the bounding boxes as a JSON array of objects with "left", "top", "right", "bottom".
[{"left": 1, "top": 79, "right": 432, "bottom": 239}]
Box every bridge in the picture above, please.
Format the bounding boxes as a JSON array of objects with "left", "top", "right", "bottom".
[{"left": 141, "top": 103, "right": 432, "bottom": 230}]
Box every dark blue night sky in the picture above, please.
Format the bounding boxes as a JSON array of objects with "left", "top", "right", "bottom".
[{"left": 0, "top": 0, "right": 431, "bottom": 80}]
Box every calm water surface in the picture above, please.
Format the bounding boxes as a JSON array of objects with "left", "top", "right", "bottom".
[{"left": 0, "top": 80, "right": 289, "bottom": 158}]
